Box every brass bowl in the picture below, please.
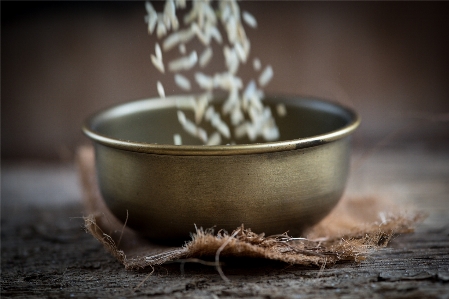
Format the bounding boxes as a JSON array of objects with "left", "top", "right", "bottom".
[{"left": 83, "top": 95, "right": 360, "bottom": 243}]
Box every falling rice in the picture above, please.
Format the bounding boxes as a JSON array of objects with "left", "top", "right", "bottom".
[
  {"left": 176, "top": 0, "right": 186, "bottom": 9},
  {"left": 262, "top": 126, "right": 280, "bottom": 141},
  {"left": 163, "top": 28, "right": 195, "bottom": 51},
  {"left": 151, "top": 43, "right": 165, "bottom": 73},
  {"left": 204, "top": 106, "right": 215, "bottom": 121},
  {"left": 173, "top": 133, "right": 182, "bottom": 145},
  {"left": 258, "top": 65, "right": 273, "bottom": 87},
  {"left": 182, "top": 118, "right": 198, "bottom": 137},
  {"left": 222, "top": 88, "right": 239, "bottom": 115},
  {"left": 163, "top": 0, "right": 178, "bottom": 31},
  {"left": 194, "top": 92, "right": 211, "bottom": 124},
  {"left": 151, "top": 55, "right": 165, "bottom": 73},
  {"left": 224, "top": 46, "right": 239, "bottom": 74},
  {"left": 145, "top": 2, "right": 157, "bottom": 34},
  {"left": 195, "top": 72, "right": 214, "bottom": 90},
  {"left": 276, "top": 103, "right": 287, "bottom": 117},
  {"left": 174, "top": 74, "right": 191, "bottom": 90},
  {"left": 199, "top": 47, "right": 213, "bottom": 68},
  {"left": 246, "top": 123, "right": 257, "bottom": 141},
  {"left": 207, "top": 25, "right": 222, "bottom": 44},
  {"left": 145, "top": 0, "right": 285, "bottom": 145},
  {"left": 155, "top": 43, "right": 162, "bottom": 60},
  {"left": 177, "top": 109, "right": 208, "bottom": 142},
  {"left": 157, "top": 81, "right": 165, "bottom": 98},
  {"left": 211, "top": 112, "right": 230, "bottom": 138},
  {"left": 177, "top": 110, "right": 187, "bottom": 125},
  {"left": 230, "top": 107, "right": 244, "bottom": 125},
  {"left": 234, "top": 42, "right": 247, "bottom": 63},
  {"left": 191, "top": 23, "right": 222, "bottom": 46},
  {"left": 168, "top": 51, "right": 198, "bottom": 72},
  {"left": 242, "top": 11, "right": 257, "bottom": 28},
  {"left": 234, "top": 122, "right": 248, "bottom": 139},
  {"left": 206, "top": 132, "right": 221, "bottom": 145},
  {"left": 216, "top": 120, "right": 231, "bottom": 139},
  {"left": 197, "top": 127, "right": 208, "bottom": 143},
  {"left": 253, "top": 58, "right": 261, "bottom": 71},
  {"left": 156, "top": 15, "right": 167, "bottom": 38},
  {"left": 179, "top": 43, "right": 186, "bottom": 54}
]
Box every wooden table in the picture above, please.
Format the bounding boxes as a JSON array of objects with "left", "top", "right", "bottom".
[{"left": 2, "top": 146, "right": 448, "bottom": 298}]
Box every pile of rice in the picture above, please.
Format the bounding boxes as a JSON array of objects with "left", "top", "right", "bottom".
[{"left": 144, "top": 0, "right": 285, "bottom": 145}]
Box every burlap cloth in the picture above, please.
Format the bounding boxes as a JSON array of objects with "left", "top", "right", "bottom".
[{"left": 77, "top": 146, "right": 422, "bottom": 270}]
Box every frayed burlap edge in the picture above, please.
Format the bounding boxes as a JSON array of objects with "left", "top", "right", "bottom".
[
  {"left": 78, "top": 145, "right": 423, "bottom": 270},
  {"left": 84, "top": 213, "right": 422, "bottom": 270},
  {"left": 84, "top": 214, "right": 189, "bottom": 269}
]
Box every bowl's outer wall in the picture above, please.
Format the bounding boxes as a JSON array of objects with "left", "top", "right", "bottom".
[{"left": 95, "top": 136, "right": 351, "bottom": 241}]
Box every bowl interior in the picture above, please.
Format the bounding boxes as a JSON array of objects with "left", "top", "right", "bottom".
[{"left": 88, "top": 96, "right": 356, "bottom": 146}]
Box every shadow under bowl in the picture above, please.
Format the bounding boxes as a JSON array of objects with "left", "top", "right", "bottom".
[{"left": 82, "top": 95, "right": 360, "bottom": 243}]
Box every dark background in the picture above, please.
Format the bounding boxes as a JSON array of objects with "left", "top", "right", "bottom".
[{"left": 2, "top": 1, "right": 449, "bottom": 161}]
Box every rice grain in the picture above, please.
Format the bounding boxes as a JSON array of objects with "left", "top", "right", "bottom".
[
  {"left": 230, "top": 107, "right": 244, "bottom": 125},
  {"left": 163, "top": 28, "right": 195, "bottom": 51},
  {"left": 207, "top": 108, "right": 230, "bottom": 139},
  {"left": 168, "top": 51, "right": 198, "bottom": 72},
  {"left": 163, "top": 0, "right": 178, "bottom": 30},
  {"left": 192, "top": 23, "right": 207, "bottom": 44},
  {"left": 197, "top": 127, "right": 208, "bottom": 143},
  {"left": 145, "top": 2, "right": 158, "bottom": 34},
  {"left": 234, "top": 42, "right": 247, "bottom": 63},
  {"left": 199, "top": 47, "right": 213, "bottom": 68},
  {"left": 156, "top": 15, "right": 167, "bottom": 38},
  {"left": 157, "top": 81, "right": 165, "bottom": 98},
  {"left": 195, "top": 72, "right": 214, "bottom": 90},
  {"left": 220, "top": 4, "right": 231, "bottom": 22},
  {"left": 174, "top": 74, "right": 191, "bottom": 90},
  {"left": 276, "top": 103, "right": 287, "bottom": 117},
  {"left": 173, "top": 133, "right": 182, "bottom": 145},
  {"left": 194, "top": 92, "right": 211, "bottom": 123},
  {"left": 234, "top": 122, "right": 247, "bottom": 138},
  {"left": 246, "top": 123, "right": 257, "bottom": 141},
  {"left": 262, "top": 126, "right": 280, "bottom": 141},
  {"left": 206, "top": 132, "right": 221, "bottom": 145},
  {"left": 151, "top": 54, "right": 165, "bottom": 73},
  {"left": 206, "top": 24, "right": 222, "bottom": 44},
  {"left": 222, "top": 88, "right": 239, "bottom": 115},
  {"left": 175, "top": 0, "right": 186, "bottom": 9},
  {"left": 258, "top": 65, "right": 273, "bottom": 87},
  {"left": 155, "top": 43, "right": 162, "bottom": 60},
  {"left": 179, "top": 43, "right": 186, "bottom": 54},
  {"left": 225, "top": 16, "right": 237, "bottom": 44},
  {"left": 216, "top": 121, "right": 231, "bottom": 139},
  {"left": 182, "top": 118, "right": 198, "bottom": 137},
  {"left": 253, "top": 58, "right": 261, "bottom": 71},
  {"left": 177, "top": 110, "right": 187, "bottom": 124},
  {"left": 224, "top": 46, "right": 239, "bottom": 74},
  {"left": 242, "top": 11, "right": 257, "bottom": 28}
]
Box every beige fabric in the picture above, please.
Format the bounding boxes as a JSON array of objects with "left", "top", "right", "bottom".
[{"left": 78, "top": 146, "right": 422, "bottom": 270}]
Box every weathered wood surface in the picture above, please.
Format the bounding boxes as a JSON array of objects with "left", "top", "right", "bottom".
[{"left": 2, "top": 147, "right": 449, "bottom": 298}]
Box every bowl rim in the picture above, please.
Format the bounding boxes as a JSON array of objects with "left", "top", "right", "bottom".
[{"left": 82, "top": 94, "right": 360, "bottom": 156}]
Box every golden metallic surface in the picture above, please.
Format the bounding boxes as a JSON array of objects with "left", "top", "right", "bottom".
[{"left": 83, "top": 95, "right": 360, "bottom": 243}]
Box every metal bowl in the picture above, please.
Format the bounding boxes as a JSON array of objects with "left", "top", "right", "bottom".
[{"left": 83, "top": 95, "right": 360, "bottom": 243}]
